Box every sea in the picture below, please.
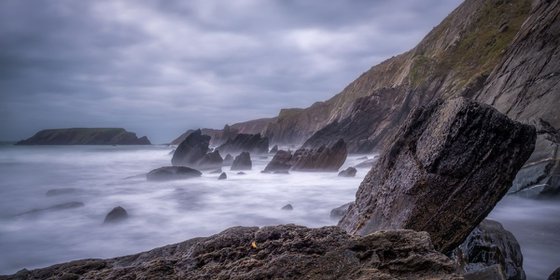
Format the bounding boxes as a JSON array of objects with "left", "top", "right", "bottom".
[{"left": 0, "top": 144, "right": 558, "bottom": 279}]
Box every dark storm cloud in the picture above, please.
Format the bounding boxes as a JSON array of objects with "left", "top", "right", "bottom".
[{"left": 0, "top": 0, "right": 462, "bottom": 143}]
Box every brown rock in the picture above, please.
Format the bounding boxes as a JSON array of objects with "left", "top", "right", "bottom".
[{"left": 291, "top": 139, "right": 347, "bottom": 172}]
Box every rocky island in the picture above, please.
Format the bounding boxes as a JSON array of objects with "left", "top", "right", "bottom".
[{"left": 16, "top": 128, "right": 151, "bottom": 145}]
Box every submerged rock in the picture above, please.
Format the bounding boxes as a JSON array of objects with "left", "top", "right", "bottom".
[
  {"left": 3, "top": 225, "right": 459, "bottom": 279},
  {"left": 339, "top": 98, "right": 536, "bottom": 253},
  {"left": 16, "top": 202, "right": 84, "bottom": 216},
  {"left": 146, "top": 166, "right": 202, "bottom": 181},
  {"left": 291, "top": 139, "right": 347, "bottom": 172},
  {"left": 45, "top": 188, "right": 78, "bottom": 196},
  {"left": 338, "top": 167, "right": 357, "bottom": 177},
  {"left": 103, "top": 207, "right": 128, "bottom": 224},
  {"left": 231, "top": 152, "right": 252, "bottom": 171},
  {"left": 217, "top": 133, "right": 269, "bottom": 154},
  {"left": 171, "top": 129, "right": 210, "bottom": 167},
  {"left": 329, "top": 202, "right": 353, "bottom": 220},
  {"left": 263, "top": 150, "right": 293, "bottom": 173},
  {"left": 281, "top": 204, "right": 293, "bottom": 211},
  {"left": 218, "top": 172, "right": 227, "bottom": 180},
  {"left": 454, "top": 219, "right": 525, "bottom": 280}
]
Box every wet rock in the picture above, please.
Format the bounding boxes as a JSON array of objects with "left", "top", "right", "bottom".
[
  {"left": 237, "top": 172, "right": 246, "bottom": 175},
  {"left": 463, "top": 265, "right": 506, "bottom": 280},
  {"left": 281, "top": 204, "right": 293, "bottom": 210},
  {"left": 16, "top": 202, "right": 85, "bottom": 216},
  {"left": 263, "top": 150, "right": 293, "bottom": 173},
  {"left": 218, "top": 172, "right": 227, "bottom": 180},
  {"left": 549, "top": 267, "right": 560, "bottom": 280},
  {"left": 103, "top": 206, "right": 128, "bottom": 224},
  {"left": 273, "top": 170, "right": 289, "bottom": 174},
  {"left": 46, "top": 188, "right": 78, "bottom": 196},
  {"left": 171, "top": 129, "right": 210, "bottom": 167},
  {"left": 338, "top": 167, "right": 357, "bottom": 177},
  {"left": 231, "top": 152, "right": 252, "bottom": 171},
  {"left": 339, "top": 98, "right": 536, "bottom": 253},
  {"left": 454, "top": 219, "right": 525, "bottom": 280},
  {"left": 329, "top": 202, "right": 353, "bottom": 220},
  {"left": 3, "top": 225, "right": 459, "bottom": 279},
  {"left": 269, "top": 145, "right": 278, "bottom": 154},
  {"left": 146, "top": 166, "right": 202, "bottom": 181},
  {"left": 291, "top": 139, "right": 347, "bottom": 172},
  {"left": 197, "top": 150, "right": 223, "bottom": 170},
  {"left": 223, "top": 154, "right": 234, "bottom": 166},
  {"left": 217, "top": 133, "right": 269, "bottom": 154}
]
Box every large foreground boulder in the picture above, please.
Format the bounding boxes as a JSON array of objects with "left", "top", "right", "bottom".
[
  {"left": 1, "top": 225, "right": 459, "bottom": 279},
  {"left": 291, "top": 139, "right": 347, "bottom": 172},
  {"left": 146, "top": 166, "right": 202, "bottom": 181},
  {"left": 339, "top": 98, "right": 536, "bottom": 253},
  {"left": 217, "top": 133, "right": 269, "bottom": 154},
  {"left": 455, "top": 219, "right": 525, "bottom": 280},
  {"left": 171, "top": 129, "right": 210, "bottom": 167}
]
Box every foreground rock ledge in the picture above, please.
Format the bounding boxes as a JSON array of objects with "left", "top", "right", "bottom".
[
  {"left": 339, "top": 97, "right": 536, "bottom": 253},
  {"left": 2, "top": 225, "right": 460, "bottom": 280}
]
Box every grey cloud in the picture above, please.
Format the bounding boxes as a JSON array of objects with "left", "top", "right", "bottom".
[{"left": 0, "top": 0, "right": 462, "bottom": 143}]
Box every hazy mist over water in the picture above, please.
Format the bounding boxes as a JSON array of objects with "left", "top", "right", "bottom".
[{"left": 0, "top": 144, "right": 558, "bottom": 279}]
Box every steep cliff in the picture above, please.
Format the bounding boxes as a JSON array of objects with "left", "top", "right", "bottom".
[{"left": 16, "top": 128, "right": 151, "bottom": 145}]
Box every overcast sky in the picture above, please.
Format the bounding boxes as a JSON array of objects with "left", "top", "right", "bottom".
[{"left": 0, "top": 0, "right": 462, "bottom": 143}]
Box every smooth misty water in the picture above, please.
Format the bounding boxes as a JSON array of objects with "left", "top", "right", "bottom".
[{"left": 0, "top": 145, "right": 558, "bottom": 279}]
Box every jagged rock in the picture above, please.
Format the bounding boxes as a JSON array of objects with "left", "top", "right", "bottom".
[
  {"left": 281, "top": 204, "right": 293, "bottom": 211},
  {"left": 509, "top": 119, "right": 560, "bottom": 197},
  {"left": 171, "top": 129, "right": 210, "bottom": 167},
  {"left": 218, "top": 172, "right": 227, "bottom": 180},
  {"left": 45, "top": 188, "right": 77, "bottom": 196},
  {"left": 339, "top": 98, "right": 536, "bottom": 253},
  {"left": 231, "top": 152, "right": 252, "bottom": 171},
  {"left": 549, "top": 267, "right": 560, "bottom": 280},
  {"left": 269, "top": 145, "right": 278, "bottom": 154},
  {"left": 463, "top": 265, "right": 506, "bottom": 280},
  {"left": 263, "top": 150, "right": 293, "bottom": 173},
  {"left": 1, "top": 225, "right": 460, "bottom": 279},
  {"left": 16, "top": 128, "right": 151, "bottom": 145},
  {"left": 197, "top": 150, "right": 223, "bottom": 170},
  {"left": 217, "top": 133, "right": 269, "bottom": 154},
  {"left": 103, "top": 207, "right": 128, "bottom": 224},
  {"left": 223, "top": 154, "right": 234, "bottom": 166},
  {"left": 338, "top": 167, "right": 357, "bottom": 177},
  {"left": 454, "top": 219, "right": 525, "bottom": 280},
  {"left": 16, "top": 202, "right": 84, "bottom": 216},
  {"left": 291, "top": 139, "right": 347, "bottom": 172},
  {"left": 329, "top": 202, "right": 353, "bottom": 220},
  {"left": 146, "top": 166, "right": 202, "bottom": 181}
]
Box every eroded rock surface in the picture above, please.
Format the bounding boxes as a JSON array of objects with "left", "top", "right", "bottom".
[
  {"left": 339, "top": 98, "right": 536, "bottom": 253},
  {"left": 291, "top": 139, "right": 347, "bottom": 172}
]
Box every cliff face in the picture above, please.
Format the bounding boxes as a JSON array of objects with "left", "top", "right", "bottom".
[
  {"left": 16, "top": 128, "right": 151, "bottom": 145},
  {"left": 265, "top": 0, "right": 533, "bottom": 148}
]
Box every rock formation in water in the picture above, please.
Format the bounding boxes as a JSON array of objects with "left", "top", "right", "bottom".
[
  {"left": 16, "top": 128, "right": 151, "bottom": 145},
  {"left": 217, "top": 134, "right": 269, "bottom": 155},
  {"left": 231, "top": 152, "right": 252, "bottom": 171},
  {"left": 146, "top": 166, "right": 202, "bottom": 181},
  {"left": 290, "top": 139, "right": 347, "bottom": 172},
  {"left": 171, "top": 129, "right": 210, "bottom": 167},
  {"left": 103, "top": 207, "right": 128, "bottom": 224},
  {"left": 197, "top": 150, "right": 223, "bottom": 170},
  {"left": 338, "top": 167, "right": 357, "bottom": 177},
  {"left": 1, "top": 225, "right": 459, "bottom": 280},
  {"left": 454, "top": 219, "right": 525, "bottom": 280},
  {"left": 339, "top": 98, "right": 536, "bottom": 253},
  {"left": 263, "top": 150, "right": 293, "bottom": 173}
]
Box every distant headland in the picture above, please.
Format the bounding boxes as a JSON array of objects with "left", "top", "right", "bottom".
[{"left": 15, "top": 128, "right": 151, "bottom": 145}]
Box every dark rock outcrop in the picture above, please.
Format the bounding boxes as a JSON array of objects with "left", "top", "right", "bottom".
[
  {"left": 549, "top": 267, "right": 560, "bottom": 280},
  {"left": 0, "top": 225, "right": 459, "bottom": 279},
  {"left": 217, "top": 134, "right": 269, "bottom": 155},
  {"left": 338, "top": 167, "right": 357, "bottom": 177},
  {"left": 269, "top": 145, "right": 278, "bottom": 154},
  {"left": 146, "top": 166, "right": 202, "bottom": 181},
  {"left": 330, "top": 202, "right": 353, "bottom": 220},
  {"left": 197, "top": 150, "right": 223, "bottom": 170},
  {"left": 218, "top": 172, "right": 227, "bottom": 180},
  {"left": 291, "top": 139, "right": 347, "bottom": 172},
  {"left": 16, "top": 128, "right": 151, "bottom": 145},
  {"left": 263, "top": 150, "right": 293, "bottom": 173},
  {"left": 103, "top": 207, "right": 128, "bottom": 224},
  {"left": 454, "top": 219, "right": 525, "bottom": 280},
  {"left": 339, "top": 98, "right": 536, "bottom": 253},
  {"left": 281, "top": 204, "right": 293, "bottom": 211},
  {"left": 171, "top": 129, "right": 210, "bottom": 167},
  {"left": 231, "top": 152, "right": 252, "bottom": 171}
]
